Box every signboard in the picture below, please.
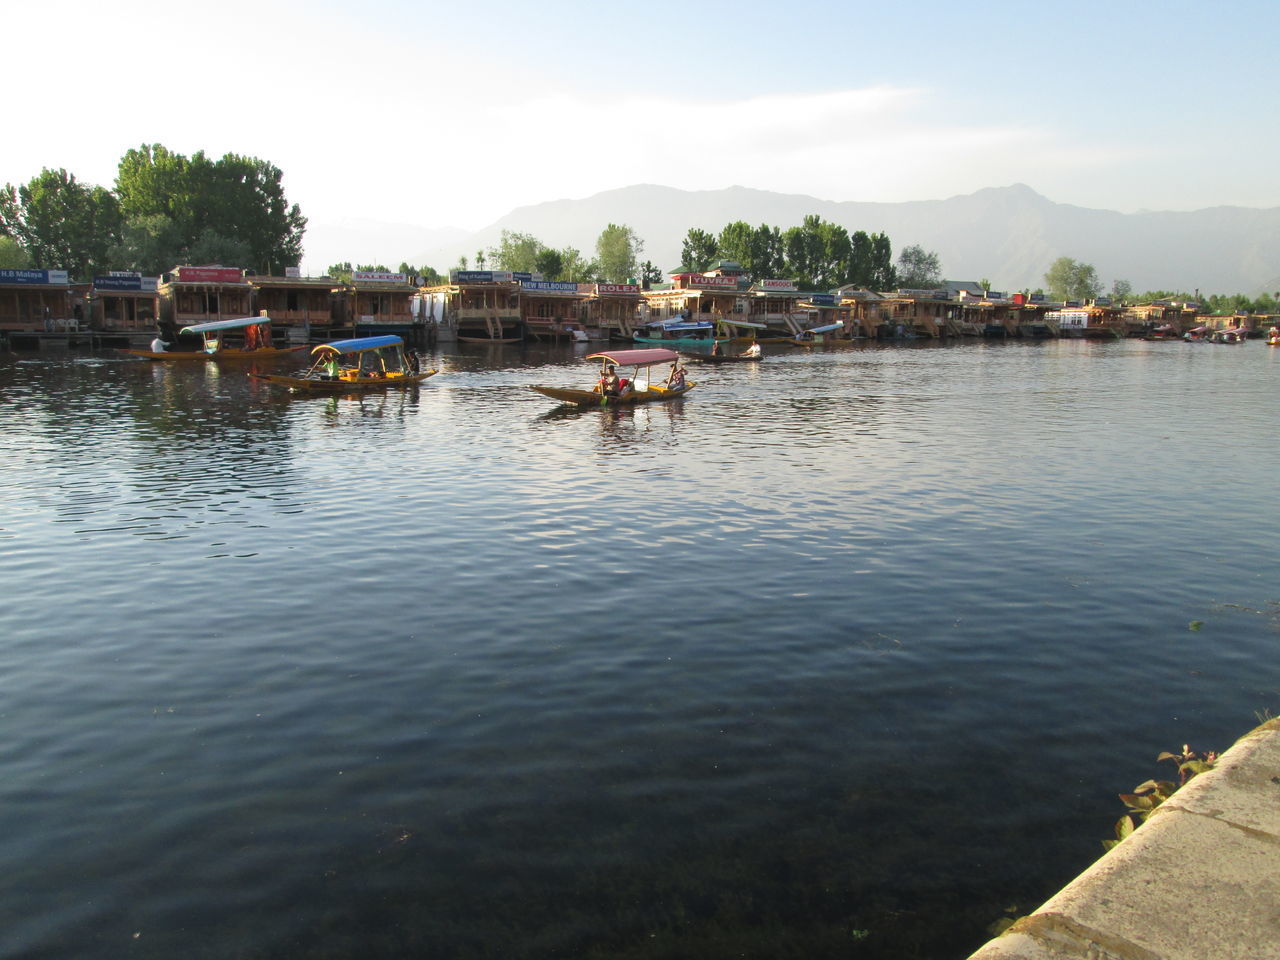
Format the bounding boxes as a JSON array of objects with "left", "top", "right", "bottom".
[
  {"left": 984, "top": 291, "right": 1007, "bottom": 301},
  {"left": 520, "top": 280, "right": 580, "bottom": 294},
  {"left": 93, "top": 275, "right": 158, "bottom": 292},
  {"left": 285, "top": 266, "right": 301, "bottom": 278},
  {"left": 175, "top": 266, "right": 244, "bottom": 283},
  {"left": 760, "top": 279, "right": 797, "bottom": 292},
  {"left": 898, "top": 288, "right": 945, "bottom": 299},
  {"left": 1029, "top": 293, "right": 1046, "bottom": 303},
  {"left": 511, "top": 272, "right": 544, "bottom": 282},
  {"left": 686, "top": 275, "right": 738, "bottom": 290},
  {"left": 1092, "top": 296, "right": 1113, "bottom": 307},
  {"left": 597, "top": 282, "right": 639, "bottom": 295},
  {"left": 1063, "top": 300, "right": 1082, "bottom": 308},
  {"left": 450, "top": 270, "right": 514, "bottom": 284},
  {"left": 0, "top": 269, "right": 70, "bottom": 285},
  {"left": 353, "top": 271, "right": 408, "bottom": 284},
  {"left": 807, "top": 293, "right": 837, "bottom": 305}
]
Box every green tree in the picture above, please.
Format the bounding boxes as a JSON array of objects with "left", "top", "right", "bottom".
[
  {"left": 489, "top": 230, "right": 545, "bottom": 273},
  {"left": 639, "top": 260, "right": 664, "bottom": 285},
  {"left": 114, "top": 144, "right": 306, "bottom": 274},
  {"left": 0, "top": 236, "right": 31, "bottom": 269},
  {"left": 0, "top": 168, "right": 121, "bottom": 280},
  {"left": 558, "top": 247, "right": 595, "bottom": 281},
  {"left": 1111, "top": 279, "right": 1133, "bottom": 303},
  {"left": 679, "top": 227, "right": 718, "bottom": 272},
  {"left": 595, "top": 223, "right": 643, "bottom": 283},
  {"left": 896, "top": 245, "right": 942, "bottom": 288},
  {"left": 1044, "top": 257, "right": 1102, "bottom": 301},
  {"left": 110, "top": 214, "right": 186, "bottom": 275},
  {"left": 328, "top": 261, "right": 354, "bottom": 281},
  {"left": 533, "top": 247, "right": 564, "bottom": 280},
  {"left": 186, "top": 228, "right": 253, "bottom": 268}
]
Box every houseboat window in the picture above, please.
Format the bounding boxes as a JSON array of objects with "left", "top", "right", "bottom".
[{"left": 287, "top": 291, "right": 300, "bottom": 311}]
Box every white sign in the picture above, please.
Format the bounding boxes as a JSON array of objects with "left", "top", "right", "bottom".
[
  {"left": 285, "top": 266, "right": 301, "bottom": 278},
  {"left": 760, "top": 279, "right": 797, "bottom": 292},
  {"left": 353, "top": 271, "right": 407, "bottom": 284}
]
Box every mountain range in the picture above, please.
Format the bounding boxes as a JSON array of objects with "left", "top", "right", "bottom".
[{"left": 308, "top": 185, "right": 1280, "bottom": 296}]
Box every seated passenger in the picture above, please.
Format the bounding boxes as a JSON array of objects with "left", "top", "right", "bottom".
[
  {"left": 599, "top": 364, "right": 621, "bottom": 397},
  {"left": 666, "top": 364, "right": 687, "bottom": 390}
]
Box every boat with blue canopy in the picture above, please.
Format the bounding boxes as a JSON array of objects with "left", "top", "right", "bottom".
[
  {"left": 121, "top": 315, "right": 304, "bottom": 360},
  {"left": 249, "top": 335, "right": 437, "bottom": 392},
  {"left": 528, "top": 347, "right": 693, "bottom": 407},
  {"left": 633, "top": 318, "right": 719, "bottom": 345},
  {"left": 789, "top": 321, "right": 846, "bottom": 346}
]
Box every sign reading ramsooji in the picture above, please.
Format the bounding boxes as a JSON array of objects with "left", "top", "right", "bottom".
[
  {"left": 0, "top": 269, "right": 71, "bottom": 285},
  {"left": 353, "top": 271, "right": 408, "bottom": 284}
]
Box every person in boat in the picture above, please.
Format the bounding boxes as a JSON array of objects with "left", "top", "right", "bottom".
[
  {"left": 150, "top": 331, "right": 170, "bottom": 353},
  {"left": 599, "top": 364, "right": 621, "bottom": 397},
  {"left": 666, "top": 362, "right": 687, "bottom": 391},
  {"left": 320, "top": 353, "right": 341, "bottom": 380},
  {"left": 405, "top": 348, "right": 421, "bottom": 374},
  {"left": 742, "top": 341, "right": 761, "bottom": 358}
]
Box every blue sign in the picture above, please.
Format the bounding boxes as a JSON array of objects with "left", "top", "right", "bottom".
[
  {"left": 520, "top": 280, "right": 579, "bottom": 294},
  {"left": 0, "top": 268, "right": 70, "bottom": 285},
  {"left": 808, "top": 293, "right": 836, "bottom": 305},
  {"left": 94, "top": 275, "right": 157, "bottom": 291}
]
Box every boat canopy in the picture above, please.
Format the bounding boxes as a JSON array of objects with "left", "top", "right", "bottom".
[
  {"left": 804, "top": 322, "right": 844, "bottom": 334},
  {"left": 716, "top": 318, "right": 767, "bottom": 329},
  {"left": 180, "top": 316, "right": 272, "bottom": 334},
  {"left": 586, "top": 348, "right": 680, "bottom": 367},
  {"left": 312, "top": 335, "right": 404, "bottom": 355}
]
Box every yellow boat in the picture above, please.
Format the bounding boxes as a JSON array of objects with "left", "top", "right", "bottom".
[
  {"left": 250, "top": 336, "right": 437, "bottom": 392},
  {"left": 122, "top": 316, "right": 304, "bottom": 360},
  {"left": 529, "top": 348, "right": 693, "bottom": 407}
]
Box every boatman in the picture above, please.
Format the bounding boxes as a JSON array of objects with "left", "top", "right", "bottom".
[
  {"left": 742, "top": 341, "right": 761, "bottom": 358},
  {"left": 599, "top": 364, "right": 621, "bottom": 397}
]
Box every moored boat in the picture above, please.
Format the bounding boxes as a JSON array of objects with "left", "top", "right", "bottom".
[
  {"left": 788, "top": 321, "right": 845, "bottom": 346},
  {"left": 528, "top": 348, "right": 693, "bottom": 407},
  {"left": 121, "top": 316, "right": 304, "bottom": 360},
  {"left": 633, "top": 318, "right": 720, "bottom": 346},
  {"left": 249, "top": 336, "right": 437, "bottom": 392}
]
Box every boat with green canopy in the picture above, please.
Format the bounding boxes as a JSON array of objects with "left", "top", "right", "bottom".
[
  {"left": 528, "top": 347, "right": 693, "bottom": 407},
  {"left": 249, "top": 336, "right": 437, "bottom": 392},
  {"left": 121, "top": 316, "right": 304, "bottom": 360}
]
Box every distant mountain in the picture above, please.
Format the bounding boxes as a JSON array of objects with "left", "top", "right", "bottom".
[{"left": 411, "top": 184, "right": 1280, "bottom": 296}]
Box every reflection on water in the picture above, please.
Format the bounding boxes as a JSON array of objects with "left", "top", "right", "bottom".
[{"left": 1, "top": 340, "right": 1279, "bottom": 959}]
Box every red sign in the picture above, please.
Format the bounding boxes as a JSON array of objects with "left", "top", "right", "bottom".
[
  {"left": 597, "top": 283, "right": 639, "bottom": 295},
  {"left": 175, "top": 266, "right": 244, "bottom": 283}
]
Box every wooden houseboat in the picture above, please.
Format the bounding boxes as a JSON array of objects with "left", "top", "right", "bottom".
[
  {"left": 0, "top": 269, "right": 75, "bottom": 338},
  {"left": 422, "top": 270, "right": 523, "bottom": 343},
  {"left": 340, "top": 270, "right": 416, "bottom": 339},
  {"left": 90, "top": 273, "right": 160, "bottom": 334},
  {"left": 586, "top": 282, "right": 643, "bottom": 340},
  {"left": 1010, "top": 293, "right": 1060, "bottom": 338},
  {"left": 1126, "top": 299, "right": 1197, "bottom": 337},
  {"left": 160, "top": 265, "right": 253, "bottom": 333},
  {"left": 520, "top": 279, "right": 591, "bottom": 341},
  {"left": 248, "top": 272, "right": 338, "bottom": 338},
  {"left": 957, "top": 290, "right": 1020, "bottom": 338},
  {"left": 642, "top": 265, "right": 748, "bottom": 337},
  {"left": 797, "top": 294, "right": 854, "bottom": 336},
  {"left": 748, "top": 278, "right": 815, "bottom": 338}
]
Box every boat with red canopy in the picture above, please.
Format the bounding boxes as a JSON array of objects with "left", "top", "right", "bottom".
[{"left": 528, "top": 347, "right": 694, "bottom": 407}]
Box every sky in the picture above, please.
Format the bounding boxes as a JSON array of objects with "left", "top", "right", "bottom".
[{"left": 7, "top": 0, "right": 1280, "bottom": 270}]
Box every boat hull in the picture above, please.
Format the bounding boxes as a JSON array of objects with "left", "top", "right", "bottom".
[
  {"left": 250, "top": 370, "right": 438, "bottom": 392},
  {"left": 680, "top": 352, "right": 761, "bottom": 364},
  {"left": 121, "top": 346, "right": 306, "bottom": 361},
  {"left": 528, "top": 383, "right": 693, "bottom": 407}
]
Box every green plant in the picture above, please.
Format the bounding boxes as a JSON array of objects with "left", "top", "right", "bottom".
[{"left": 1103, "top": 745, "right": 1217, "bottom": 851}]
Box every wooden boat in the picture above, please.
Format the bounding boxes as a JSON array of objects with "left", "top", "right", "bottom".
[
  {"left": 680, "top": 350, "right": 762, "bottom": 364},
  {"left": 633, "top": 319, "right": 721, "bottom": 346},
  {"left": 788, "top": 321, "right": 845, "bottom": 346},
  {"left": 250, "top": 335, "right": 437, "bottom": 392},
  {"left": 457, "top": 334, "right": 523, "bottom": 344},
  {"left": 529, "top": 347, "right": 693, "bottom": 407},
  {"left": 121, "top": 316, "right": 304, "bottom": 360}
]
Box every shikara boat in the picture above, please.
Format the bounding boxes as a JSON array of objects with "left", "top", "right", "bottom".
[
  {"left": 788, "top": 321, "right": 845, "bottom": 346},
  {"left": 249, "top": 336, "right": 437, "bottom": 392},
  {"left": 680, "top": 350, "right": 763, "bottom": 364},
  {"left": 122, "top": 316, "right": 304, "bottom": 360},
  {"left": 528, "top": 348, "right": 693, "bottom": 407},
  {"left": 633, "top": 319, "right": 721, "bottom": 346}
]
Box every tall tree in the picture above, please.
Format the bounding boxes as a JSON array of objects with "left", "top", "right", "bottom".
[
  {"left": 0, "top": 168, "right": 121, "bottom": 280},
  {"left": 896, "top": 244, "right": 942, "bottom": 288},
  {"left": 0, "top": 236, "right": 31, "bottom": 269},
  {"left": 558, "top": 247, "right": 595, "bottom": 281},
  {"left": 489, "top": 230, "right": 545, "bottom": 273},
  {"left": 679, "top": 228, "right": 718, "bottom": 272},
  {"left": 110, "top": 214, "right": 186, "bottom": 276},
  {"left": 533, "top": 247, "right": 564, "bottom": 280},
  {"left": 595, "top": 223, "right": 643, "bottom": 283},
  {"left": 1044, "top": 257, "right": 1102, "bottom": 301}
]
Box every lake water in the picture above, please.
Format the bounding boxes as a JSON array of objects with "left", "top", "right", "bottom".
[{"left": 2, "top": 338, "right": 1278, "bottom": 959}]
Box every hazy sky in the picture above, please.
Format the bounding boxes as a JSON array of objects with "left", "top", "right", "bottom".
[{"left": 8, "top": 0, "right": 1279, "bottom": 239}]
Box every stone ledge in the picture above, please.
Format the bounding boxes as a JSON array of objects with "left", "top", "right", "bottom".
[{"left": 966, "top": 720, "right": 1280, "bottom": 960}]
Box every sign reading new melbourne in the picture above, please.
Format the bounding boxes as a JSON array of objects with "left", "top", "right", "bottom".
[
  {"left": 520, "top": 280, "right": 580, "bottom": 294},
  {"left": 0, "top": 269, "right": 70, "bottom": 285}
]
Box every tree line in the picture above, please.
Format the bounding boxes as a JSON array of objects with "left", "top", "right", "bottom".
[{"left": 0, "top": 144, "right": 306, "bottom": 281}]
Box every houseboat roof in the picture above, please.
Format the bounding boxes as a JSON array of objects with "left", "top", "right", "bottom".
[{"left": 247, "top": 275, "right": 338, "bottom": 289}]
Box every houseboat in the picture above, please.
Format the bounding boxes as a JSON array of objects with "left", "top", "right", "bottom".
[
  {"left": 520, "top": 278, "right": 591, "bottom": 341},
  {"left": 586, "top": 282, "right": 643, "bottom": 340},
  {"left": 423, "top": 270, "right": 523, "bottom": 343},
  {"left": 0, "top": 269, "right": 75, "bottom": 339},
  {"left": 642, "top": 264, "right": 748, "bottom": 337},
  {"left": 341, "top": 270, "right": 417, "bottom": 342},
  {"left": 159, "top": 265, "right": 253, "bottom": 333},
  {"left": 90, "top": 273, "right": 160, "bottom": 337},
  {"left": 748, "top": 278, "right": 816, "bottom": 339},
  {"left": 248, "top": 271, "right": 338, "bottom": 340}
]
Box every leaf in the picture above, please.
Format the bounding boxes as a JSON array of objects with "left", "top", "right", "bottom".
[
  {"left": 1115, "top": 815, "right": 1135, "bottom": 840},
  {"left": 1119, "top": 793, "right": 1155, "bottom": 811},
  {"left": 1156, "top": 752, "right": 1179, "bottom": 762},
  {"left": 1189, "top": 620, "right": 1204, "bottom": 631},
  {"left": 1133, "top": 779, "right": 1161, "bottom": 794},
  {"left": 1181, "top": 760, "right": 1214, "bottom": 777}
]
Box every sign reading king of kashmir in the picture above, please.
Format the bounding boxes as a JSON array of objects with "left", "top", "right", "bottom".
[{"left": 353, "top": 271, "right": 408, "bottom": 284}]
